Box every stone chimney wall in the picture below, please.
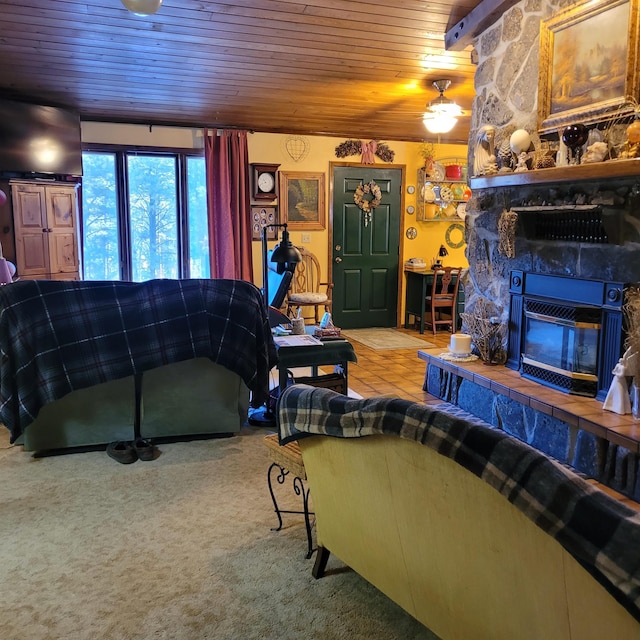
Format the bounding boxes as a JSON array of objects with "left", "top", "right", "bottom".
[{"left": 464, "top": 0, "right": 640, "bottom": 353}]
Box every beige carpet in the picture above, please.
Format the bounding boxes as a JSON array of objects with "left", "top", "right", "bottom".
[
  {"left": 341, "top": 328, "right": 435, "bottom": 350},
  {"left": 0, "top": 426, "right": 439, "bottom": 640}
]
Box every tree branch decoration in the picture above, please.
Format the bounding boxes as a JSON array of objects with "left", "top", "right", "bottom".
[
  {"left": 498, "top": 209, "right": 518, "bottom": 258},
  {"left": 460, "top": 298, "right": 507, "bottom": 365},
  {"left": 335, "top": 139, "right": 395, "bottom": 163},
  {"left": 624, "top": 285, "right": 640, "bottom": 384}
]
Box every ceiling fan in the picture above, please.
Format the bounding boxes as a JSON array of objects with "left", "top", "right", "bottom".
[
  {"left": 422, "top": 80, "right": 465, "bottom": 134},
  {"left": 376, "top": 77, "right": 471, "bottom": 140}
]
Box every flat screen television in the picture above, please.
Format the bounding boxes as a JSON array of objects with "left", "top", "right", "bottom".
[{"left": 0, "top": 98, "right": 82, "bottom": 176}]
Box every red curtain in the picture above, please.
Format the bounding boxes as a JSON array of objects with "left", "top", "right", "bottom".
[{"left": 204, "top": 128, "right": 253, "bottom": 281}]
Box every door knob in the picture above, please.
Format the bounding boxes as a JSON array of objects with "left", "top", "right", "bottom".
[{"left": 335, "top": 257, "right": 342, "bottom": 263}]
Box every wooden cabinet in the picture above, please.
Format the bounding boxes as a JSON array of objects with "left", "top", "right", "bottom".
[{"left": 10, "top": 180, "right": 80, "bottom": 280}]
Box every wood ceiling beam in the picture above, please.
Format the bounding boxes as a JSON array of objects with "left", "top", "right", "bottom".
[{"left": 444, "top": 0, "right": 521, "bottom": 50}]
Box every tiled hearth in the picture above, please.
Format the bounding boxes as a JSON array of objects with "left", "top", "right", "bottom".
[
  {"left": 419, "top": 347, "right": 640, "bottom": 502},
  {"left": 419, "top": 348, "right": 640, "bottom": 450}
]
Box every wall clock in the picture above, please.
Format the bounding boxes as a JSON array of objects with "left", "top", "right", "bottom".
[{"left": 251, "top": 163, "right": 280, "bottom": 200}]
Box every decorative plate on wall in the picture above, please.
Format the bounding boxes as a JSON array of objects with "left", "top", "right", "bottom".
[
  {"left": 406, "top": 226, "right": 418, "bottom": 239},
  {"left": 432, "top": 162, "right": 446, "bottom": 181}
]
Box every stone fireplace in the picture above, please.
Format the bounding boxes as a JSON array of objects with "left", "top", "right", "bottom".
[
  {"left": 461, "top": 0, "right": 640, "bottom": 386},
  {"left": 425, "top": 0, "right": 640, "bottom": 500}
]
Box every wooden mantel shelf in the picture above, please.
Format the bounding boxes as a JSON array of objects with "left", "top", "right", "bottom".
[{"left": 469, "top": 158, "right": 640, "bottom": 189}]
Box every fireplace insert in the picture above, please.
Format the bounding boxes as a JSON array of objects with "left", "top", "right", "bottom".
[{"left": 507, "top": 271, "right": 626, "bottom": 400}]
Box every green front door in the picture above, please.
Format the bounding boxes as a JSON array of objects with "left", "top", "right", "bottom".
[{"left": 331, "top": 165, "right": 402, "bottom": 329}]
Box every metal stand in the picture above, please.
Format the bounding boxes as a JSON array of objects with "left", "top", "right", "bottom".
[{"left": 267, "top": 461, "right": 315, "bottom": 559}]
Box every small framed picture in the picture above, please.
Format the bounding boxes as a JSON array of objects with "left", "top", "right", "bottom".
[
  {"left": 251, "top": 206, "right": 278, "bottom": 241},
  {"left": 279, "top": 171, "right": 326, "bottom": 230}
]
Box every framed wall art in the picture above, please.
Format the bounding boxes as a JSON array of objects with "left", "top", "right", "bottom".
[
  {"left": 251, "top": 206, "right": 278, "bottom": 241},
  {"left": 279, "top": 171, "right": 326, "bottom": 230},
  {"left": 537, "top": 0, "right": 639, "bottom": 134}
]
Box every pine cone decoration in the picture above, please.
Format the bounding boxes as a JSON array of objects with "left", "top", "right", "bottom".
[
  {"left": 533, "top": 151, "right": 556, "bottom": 169},
  {"left": 497, "top": 139, "right": 513, "bottom": 171}
]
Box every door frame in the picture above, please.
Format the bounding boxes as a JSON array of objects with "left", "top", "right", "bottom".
[{"left": 328, "top": 161, "right": 408, "bottom": 328}]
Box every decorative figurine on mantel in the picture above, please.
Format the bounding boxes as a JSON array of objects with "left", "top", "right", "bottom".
[
  {"left": 473, "top": 125, "right": 498, "bottom": 176},
  {"left": 514, "top": 152, "right": 531, "bottom": 172},
  {"left": 582, "top": 141, "right": 609, "bottom": 164},
  {"left": 603, "top": 347, "right": 636, "bottom": 415},
  {"left": 561, "top": 123, "right": 589, "bottom": 165},
  {"left": 618, "top": 118, "right": 640, "bottom": 159},
  {"left": 496, "top": 138, "right": 514, "bottom": 172},
  {"left": 509, "top": 129, "right": 533, "bottom": 172}
]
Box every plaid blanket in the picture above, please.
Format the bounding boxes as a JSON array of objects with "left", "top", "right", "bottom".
[
  {"left": 278, "top": 384, "right": 640, "bottom": 624},
  {"left": 0, "top": 278, "right": 277, "bottom": 442}
]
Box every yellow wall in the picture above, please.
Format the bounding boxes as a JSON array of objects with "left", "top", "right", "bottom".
[
  {"left": 81, "top": 123, "right": 468, "bottom": 323},
  {"left": 249, "top": 132, "right": 468, "bottom": 313}
]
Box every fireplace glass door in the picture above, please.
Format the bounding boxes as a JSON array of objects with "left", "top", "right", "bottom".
[{"left": 521, "top": 302, "right": 601, "bottom": 396}]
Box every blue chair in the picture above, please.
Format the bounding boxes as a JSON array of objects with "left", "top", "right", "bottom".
[{"left": 266, "top": 250, "right": 295, "bottom": 327}]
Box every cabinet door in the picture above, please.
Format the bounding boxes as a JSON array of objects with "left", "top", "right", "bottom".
[
  {"left": 11, "top": 184, "right": 49, "bottom": 277},
  {"left": 45, "top": 186, "right": 79, "bottom": 275}
]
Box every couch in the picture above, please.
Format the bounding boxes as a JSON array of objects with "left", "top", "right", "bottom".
[
  {"left": 277, "top": 385, "right": 640, "bottom": 640},
  {"left": 0, "top": 278, "right": 276, "bottom": 453}
]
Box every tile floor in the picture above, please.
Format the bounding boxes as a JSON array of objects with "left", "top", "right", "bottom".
[{"left": 322, "top": 326, "right": 450, "bottom": 403}]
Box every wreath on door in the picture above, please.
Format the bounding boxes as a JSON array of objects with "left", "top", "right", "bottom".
[{"left": 354, "top": 181, "right": 382, "bottom": 213}]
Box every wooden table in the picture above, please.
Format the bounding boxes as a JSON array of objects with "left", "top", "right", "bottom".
[
  {"left": 404, "top": 269, "right": 465, "bottom": 335},
  {"left": 275, "top": 335, "right": 357, "bottom": 394}
]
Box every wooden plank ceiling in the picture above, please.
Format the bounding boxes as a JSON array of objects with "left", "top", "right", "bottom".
[{"left": 0, "top": 0, "right": 482, "bottom": 143}]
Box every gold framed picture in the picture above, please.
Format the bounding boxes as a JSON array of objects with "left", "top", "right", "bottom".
[
  {"left": 251, "top": 206, "right": 278, "bottom": 241},
  {"left": 279, "top": 171, "right": 326, "bottom": 230},
  {"left": 538, "top": 0, "right": 639, "bottom": 134}
]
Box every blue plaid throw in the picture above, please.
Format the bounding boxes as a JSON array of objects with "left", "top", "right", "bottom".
[
  {"left": 278, "top": 384, "right": 640, "bottom": 623},
  {"left": 0, "top": 278, "right": 277, "bottom": 442}
]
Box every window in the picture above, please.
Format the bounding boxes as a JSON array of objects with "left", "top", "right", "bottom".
[{"left": 81, "top": 147, "right": 209, "bottom": 281}]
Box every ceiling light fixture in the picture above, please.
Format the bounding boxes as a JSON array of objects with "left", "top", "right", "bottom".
[
  {"left": 423, "top": 80, "right": 463, "bottom": 134},
  {"left": 121, "top": 0, "right": 163, "bottom": 16}
]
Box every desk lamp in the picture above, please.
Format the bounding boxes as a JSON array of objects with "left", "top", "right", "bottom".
[
  {"left": 433, "top": 244, "right": 448, "bottom": 269},
  {"left": 262, "top": 223, "right": 302, "bottom": 327},
  {"left": 261, "top": 223, "right": 301, "bottom": 308}
]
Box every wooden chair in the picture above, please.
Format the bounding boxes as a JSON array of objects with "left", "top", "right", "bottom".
[
  {"left": 286, "top": 247, "right": 333, "bottom": 324},
  {"left": 424, "top": 266, "right": 462, "bottom": 335}
]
